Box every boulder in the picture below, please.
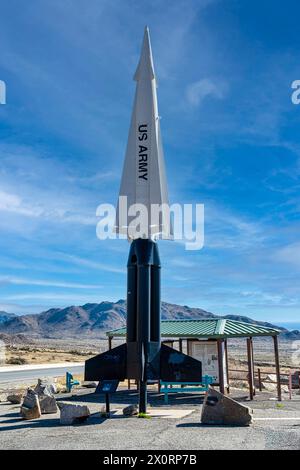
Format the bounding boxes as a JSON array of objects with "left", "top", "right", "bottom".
[
  {"left": 291, "top": 372, "right": 300, "bottom": 389},
  {"left": 34, "top": 379, "right": 58, "bottom": 414},
  {"left": 7, "top": 393, "right": 23, "bottom": 404},
  {"left": 263, "top": 382, "right": 277, "bottom": 392},
  {"left": 0, "top": 393, "right": 8, "bottom": 403},
  {"left": 20, "top": 389, "right": 41, "bottom": 420},
  {"left": 22, "top": 388, "right": 39, "bottom": 408},
  {"left": 39, "top": 395, "right": 58, "bottom": 414},
  {"left": 201, "top": 387, "right": 252, "bottom": 426},
  {"left": 123, "top": 404, "right": 138, "bottom": 417},
  {"left": 57, "top": 402, "right": 90, "bottom": 425},
  {"left": 34, "top": 378, "right": 57, "bottom": 396}
]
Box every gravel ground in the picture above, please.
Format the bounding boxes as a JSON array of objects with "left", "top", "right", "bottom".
[{"left": 0, "top": 388, "right": 300, "bottom": 450}]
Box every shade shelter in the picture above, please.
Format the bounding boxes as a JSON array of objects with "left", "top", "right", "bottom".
[{"left": 106, "top": 318, "right": 282, "bottom": 401}]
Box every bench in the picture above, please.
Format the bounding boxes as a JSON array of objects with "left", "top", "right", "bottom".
[
  {"left": 66, "top": 372, "right": 80, "bottom": 393},
  {"left": 160, "top": 375, "right": 214, "bottom": 404}
]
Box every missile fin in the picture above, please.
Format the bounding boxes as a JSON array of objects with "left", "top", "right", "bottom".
[
  {"left": 160, "top": 344, "right": 202, "bottom": 382},
  {"left": 84, "top": 344, "right": 127, "bottom": 381}
]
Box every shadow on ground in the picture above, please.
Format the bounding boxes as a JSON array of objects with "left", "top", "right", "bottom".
[
  {"left": 0, "top": 411, "right": 120, "bottom": 432},
  {"left": 57, "top": 388, "right": 206, "bottom": 408}
]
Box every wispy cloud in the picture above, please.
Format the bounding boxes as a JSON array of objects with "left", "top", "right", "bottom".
[
  {"left": 60, "top": 254, "right": 126, "bottom": 274},
  {"left": 0, "top": 189, "right": 96, "bottom": 225},
  {"left": 186, "top": 78, "right": 227, "bottom": 107},
  {"left": 0, "top": 275, "right": 103, "bottom": 289},
  {"left": 274, "top": 242, "right": 300, "bottom": 268}
]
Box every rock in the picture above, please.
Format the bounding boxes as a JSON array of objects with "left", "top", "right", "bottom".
[
  {"left": 55, "top": 383, "right": 67, "bottom": 393},
  {"left": 201, "top": 387, "right": 252, "bottom": 426},
  {"left": 39, "top": 395, "right": 58, "bottom": 414},
  {"left": 20, "top": 390, "right": 41, "bottom": 420},
  {"left": 82, "top": 381, "right": 98, "bottom": 388},
  {"left": 7, "top": 393, "right": 23, "bottom": 404},
  {"left": 254, "top": 378, "right": 266, "bottom": 390},
  {"left": 263, "top": 382, "right": 277, "bottom": 392},
  {"left": 34, "top": 378, "right": 57, "bottom": 396},
  {"left": 33, "top": 379, "right": 58, "bottom": 414},
  {"left": 22, "top": 388, "right": 39, "bottom": 408},
  {"left": 291, "top": 372, "right": 300, "bottom": 389},
  {"left": 0, "top": 393, "right": 8, "bottom": 402},
  {"left": 123, "top": 404, "right": 138, "bottom": 417},
  {"left": 57, "top": 402, "right": 90, "bottom": 425}
]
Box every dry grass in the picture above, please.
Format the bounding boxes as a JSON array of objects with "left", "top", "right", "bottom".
[{"left": 4, "top": 345, "right": 97, "bottom": 365}]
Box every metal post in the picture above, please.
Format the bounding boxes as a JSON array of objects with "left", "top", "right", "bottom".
[
  {"left": 139, "top": 380, "right": 147, "bottom": 414},
  {"left": 105, "top": 393, "right": 110, "bottom": 414},
  {"left": 247, "top": 338, "right": 254, "bottom": 400},
  {"left": 258, "top": 368, "right": 262, "bottom": 392},
  {"left": 217, "top": 339, "right": 225, "bottom": 394},
  {"left": 273, "top": 335, "right": 282, "bottom": 401}
]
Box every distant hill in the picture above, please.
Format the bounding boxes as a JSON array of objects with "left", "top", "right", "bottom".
[
  {"left": 0, "top": 311, "right": 17, "bottom": 324},
  {"left": 0, "top": 300, "right": 297, "bottom": 340},
  {"left": 281, "top": 329, "right": 300, "bottom": 340}
]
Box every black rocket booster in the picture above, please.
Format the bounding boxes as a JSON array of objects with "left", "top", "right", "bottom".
[{"left": 85, "top": 28, "right": 202, "bottom": 413}]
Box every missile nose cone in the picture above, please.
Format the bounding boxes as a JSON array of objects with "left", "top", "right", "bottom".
[{"left": 134, "top": 26, "right": 155, "bottom": 81}]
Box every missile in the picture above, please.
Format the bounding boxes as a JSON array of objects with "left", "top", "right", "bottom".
[
  {"left": 85, "top": 27, "right": 202, "bottom": 414},
  {"left": 115, "top": 26, "right": 172, "bottom": 240}
]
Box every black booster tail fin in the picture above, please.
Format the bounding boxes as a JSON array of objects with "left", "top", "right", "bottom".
[
  {"left": 160, "top": 344, "right": 202, "bottom": 382},
  {"left": 84, "top": 344, "right": 127, "bottom": 381}
]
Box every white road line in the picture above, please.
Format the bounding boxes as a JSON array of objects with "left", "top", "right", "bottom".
[
  {"left": 0, "top": 362, "right": 84, "bottom": 373},
  {"left": 254, "top": 417, "right": 300, "bottom": 421}
]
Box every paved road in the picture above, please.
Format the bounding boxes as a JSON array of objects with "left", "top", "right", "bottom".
[{"left": 0, "top": 364, "right": 84, "bottom": 384}]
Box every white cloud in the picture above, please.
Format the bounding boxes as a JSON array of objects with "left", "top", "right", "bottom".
[
  {"left": 275, "top": 242, "right": 300, "bottom": 267},
  {"left": 0, "top": 189, "right": 96, "bottom": 226},
  {"left": 186, "top": 78, "right": 227, "bottom": 107},
  {"left": 0, "top": 190, "right": 41, "bottom": 217},
  {"left": 0, "top": 276, "right": 103, "bottom": 289},
  {"left": 60, "top": 254, "right": 125, "bottom": 274}
]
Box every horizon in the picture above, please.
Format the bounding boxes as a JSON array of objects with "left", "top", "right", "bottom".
[{"left": 1, "top": 1, "right": 300, "bottom": 324}]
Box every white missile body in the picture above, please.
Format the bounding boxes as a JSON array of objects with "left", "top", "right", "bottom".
[{"left": 115, "top": 27, "right": 172, "bottom": 241}]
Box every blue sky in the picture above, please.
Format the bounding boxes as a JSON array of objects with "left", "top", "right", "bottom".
[{"left": 0, "top": 0, "right": 300, "bottom": 324}]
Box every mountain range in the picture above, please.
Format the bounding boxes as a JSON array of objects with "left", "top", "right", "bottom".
[{"left": 0, "top": 300, "right": 299, "bottom": 340}]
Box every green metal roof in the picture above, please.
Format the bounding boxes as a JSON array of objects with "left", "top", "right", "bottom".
[{"left": 106, "top": 318, "right": 280, "bottom": 339}]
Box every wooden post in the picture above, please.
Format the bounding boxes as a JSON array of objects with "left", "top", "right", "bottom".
[
  {"left": 273, "top": 335, "right": 282, "bottom": 401},
  {"left": 288, "top": 372, "right": 292, "bottom": 400},
  {"left": 258, "top": 368, "right": 262, "bottom": 392},
  {"left": 224, "top": 339, "right": 230, "bottom": 394},
  {"left": 247, "top": 337, "right": 254, "bottom": 400},
  {"left": 108, "top": 336, "right": 112, "bottom": 350},
  {"left": 217, "top": 339, "right": 225, "bottom": 394},
  {"left": 187, "top": 339, "right": 191, "bottom": 356},
  {"left": 250, "top": 337, "right": 256, "bottom": 396},
  {"left": 179, "top": 338, "right": 183, "bottom": 353}
]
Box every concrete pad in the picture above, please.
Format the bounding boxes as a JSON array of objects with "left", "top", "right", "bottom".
[{"left": 115, "top": 408, "right": 194, "bottom": 419}]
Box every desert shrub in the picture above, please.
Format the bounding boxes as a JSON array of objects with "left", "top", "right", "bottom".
[{"left": 6, "top": 356, "right": 27, "bottom": 365}]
